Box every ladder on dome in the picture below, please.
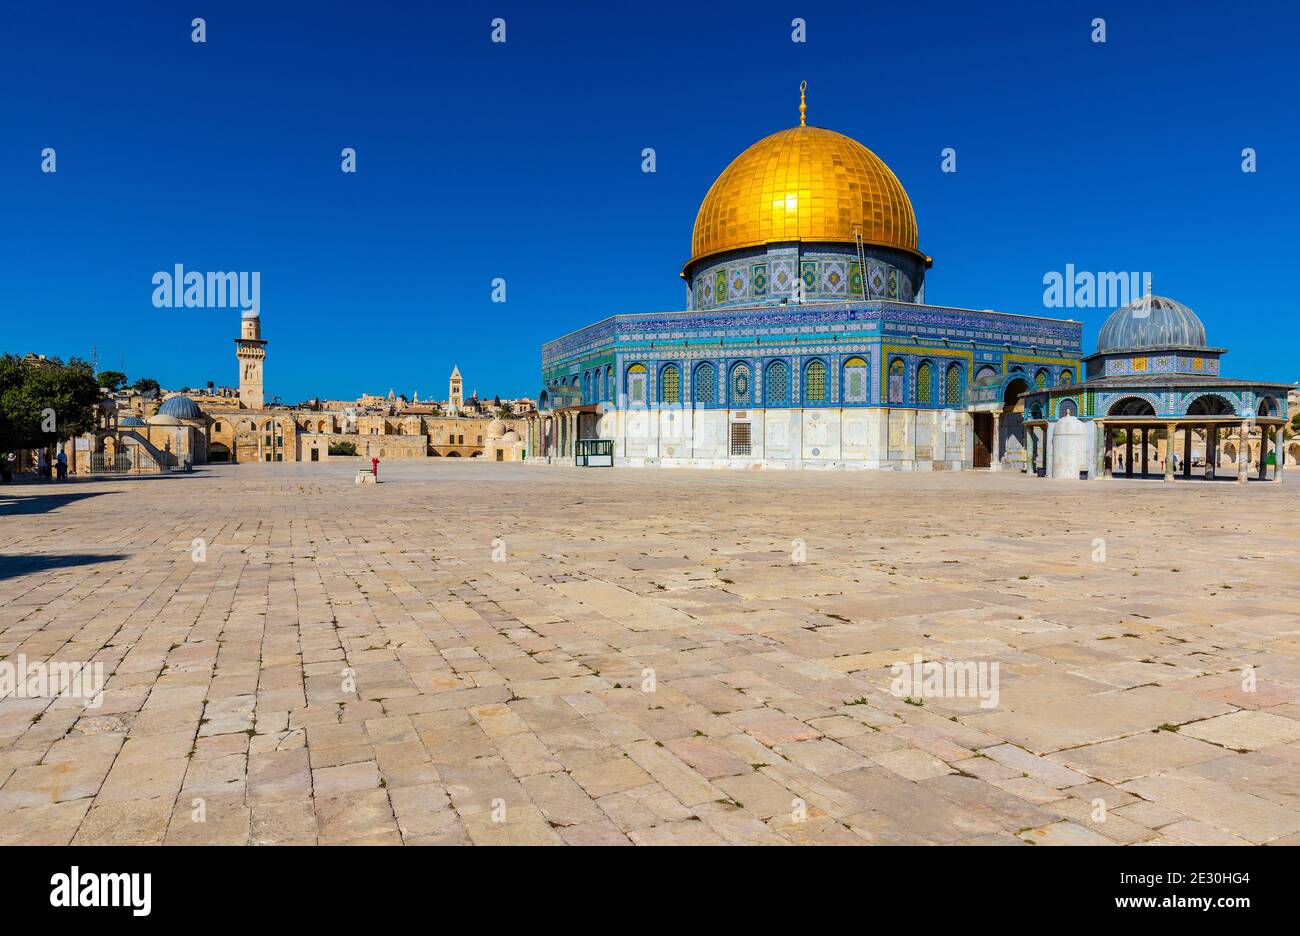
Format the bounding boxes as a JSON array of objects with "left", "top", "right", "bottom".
[{"left": 853, "top": 229, "right": 869, "bottom": 300}]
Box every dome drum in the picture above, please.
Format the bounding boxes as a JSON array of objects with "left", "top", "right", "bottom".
[{"left": 686, "top": 241, "right": 925, "bottom": 310}]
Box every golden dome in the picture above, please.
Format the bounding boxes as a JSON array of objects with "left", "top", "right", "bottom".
[{"left": 687, "top": 124, "right": 922, "bottom": 271}]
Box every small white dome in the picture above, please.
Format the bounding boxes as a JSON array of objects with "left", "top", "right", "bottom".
[
  {"left": 501, "top": 430, "right": 520, "bottom": 442},
  {"left": 1053, "top": 413, "right": 1087, "bottom": 436},
  {"left": 486, "top": 418, "right": 507, "bottom": 439}
]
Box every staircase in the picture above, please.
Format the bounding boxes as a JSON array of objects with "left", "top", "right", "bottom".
[{"left": 117, "top": 431, "right": 173, "bottom": 472}]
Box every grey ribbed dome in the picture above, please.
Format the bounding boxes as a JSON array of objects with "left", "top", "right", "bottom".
[
  {"left": 1097, "top": 295, "right": 1206, "bottom": 353},
  {"left": 157, "top": 395, "right": 204, "bottom": 420}
]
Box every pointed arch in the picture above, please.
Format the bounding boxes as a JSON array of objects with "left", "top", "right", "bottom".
[
  {"left": 944, "top": 362, "right": 962, "bottom": 405},
  {"left": 764, "top": 360, "right": 790, "bottom": 405},
  {"left": 692, "top": 362, "right": 717, "bottom": 404},
  {"left": 888, "top": 358, "right": 905, "bottom": 404},
  {"left": 916, "top": 360, "right": 934, "bottom": 404},
  {"left": 842, "top": 356, "right": 869, "bottom": 404},
  {"left": 803, "top": 358, "right": 828, "bottom": 404},
  {"left": 729, "top": 362, "right": 751, "bottom": 405},
  {"left": 659, "top": 363, "right": 681, "bottom": 404},
  {"left": 626, "top": 363, "right": 647, "bottom": 405}
]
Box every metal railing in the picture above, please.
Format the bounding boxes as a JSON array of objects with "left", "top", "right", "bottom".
[{"left": 88, "top": 450, "right": 168, "bottom": 474}]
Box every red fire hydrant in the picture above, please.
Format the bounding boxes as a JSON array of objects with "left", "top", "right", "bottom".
[{"left": 371, "top": 457, "right": 379, "bottom": 481}]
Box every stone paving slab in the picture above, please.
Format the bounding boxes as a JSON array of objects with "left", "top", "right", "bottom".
[{"left": 2, "top": 461, "right": 1299, "bottom": 845}]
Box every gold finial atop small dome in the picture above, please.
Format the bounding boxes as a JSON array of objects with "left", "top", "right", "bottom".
[{"left": 799, "top": 80, "right": 807, "bottom": 127}]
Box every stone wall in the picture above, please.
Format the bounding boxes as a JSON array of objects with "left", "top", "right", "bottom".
[{"left": 574, "top": 406, "right": 971, "bottom": 470}]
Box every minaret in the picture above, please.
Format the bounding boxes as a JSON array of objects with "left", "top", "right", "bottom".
[
  {"left": 236, "top": 309, "right": 267, "bottom": 410},
  {"left": 448, "top": 366, "right": 463, "bottom": 416}
]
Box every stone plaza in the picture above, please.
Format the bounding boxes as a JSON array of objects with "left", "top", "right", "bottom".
[{"left": 2, "top": 461, "right": 1298, "bottom": 845}]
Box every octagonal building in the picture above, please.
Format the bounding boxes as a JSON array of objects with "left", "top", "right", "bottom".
[{"left": 528, "top": 87, "right": 1084, "bottom": 470}]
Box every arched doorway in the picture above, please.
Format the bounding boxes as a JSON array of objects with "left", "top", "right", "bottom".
[
  {"left": 1000, "top": 377, "right": 1030, "bottom": 471},
  {"left": 1107, "top": 397, "right": 1157, "bottom": 477},
  {"left": 1187, "top": 395, "right": 1234, "bottom": 417}
]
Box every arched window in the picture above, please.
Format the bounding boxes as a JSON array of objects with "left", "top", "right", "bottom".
[
  {"left": 730, "top": 363, "right": 751, "bottom": 404},
  {"left": 626, "top": 363, "right": 647, "bottom": 405},
  {"left": 916, "top": 361, "right": 933, "bottom": 404},
  {"left": 888, "top": 359, "right": 905, "bottom": 403},
  {"left": 843, "top": 356, "right": 868, "bottom": 403},
  {"left": 975, "top": 365, "right": 997, "bottom": 382},
  {"left": 765, "top": 361, "right": 790, "bottom": 405},
  {"left": 804, "top": 360, "right": 827, "bottom": 404},
  {"left": 944, "top": 363, "right": 962, "bottom": 405},
  {"left": 693, "top": 362, "right": 717, "bottom": 404},
  {"left": 1059, "top": 399, "right": 1078, "bottom": 417},
  {"left": 1058, "top": 369, "right": 1073, "bottom": 386},
  {"left": 660, "top": 364, "right": 680, "bottom": 404},
  {"left": 583, "top": 371, "right": 592, "bottom": 403},
  {"left": 1034, "top": 368, "right": 1048, "bottom": 389}
]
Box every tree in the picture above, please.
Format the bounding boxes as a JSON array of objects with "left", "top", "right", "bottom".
[
  {"left": 133, "top": 377, "right": 160, "bottom": 397},
  {"left": 97, "top": 370, "right": 128, "bottom": 392},
  {"left": 0, "top": 354, "right": 102, "bottom": 452}
]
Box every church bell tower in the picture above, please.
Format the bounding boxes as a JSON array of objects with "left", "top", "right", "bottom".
[
  {"left": 236, "top": 309, "right": 267, "bottom": 409},
  {"left": 448, "top": 365, "right": 463, "bottom": 415}
]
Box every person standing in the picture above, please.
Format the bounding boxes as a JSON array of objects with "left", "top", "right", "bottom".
[
  {"left": 37, "top": 449, "right": 50, "bottom": 481},
  {"left": 56, "top": 449, "right": 68, "bottom": 481}
]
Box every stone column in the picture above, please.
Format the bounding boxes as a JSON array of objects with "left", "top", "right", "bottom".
[
  {"left": 1237, "top": 421, "right": 1250, "bottom": 484},
  {"left": 1098, "top": 421, "right": 1110, "bottom": 479},
  {"left": 1043, "top": 423, "right": 1052, "bottom": 478},
  {"left": 1276, "top": 427, "right": 1286, "bottom": 482},
  {"left": 1164, "top": 423, "right": 1177, "bottom": 481},
  {"left": 990, "top": 413, "right": 1002, "bottom": 471}
]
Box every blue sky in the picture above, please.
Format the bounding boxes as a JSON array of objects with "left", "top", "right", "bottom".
[{"left": 3, "top": 0, "right": 1297, "bottom": 401}]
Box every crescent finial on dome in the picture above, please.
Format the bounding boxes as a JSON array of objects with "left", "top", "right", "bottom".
[{"left": 799, "top": 80, "right": 807, "bottom": 127}]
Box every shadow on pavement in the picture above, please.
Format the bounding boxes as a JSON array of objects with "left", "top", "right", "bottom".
[
  {"left": 0, "top": 552, "right": 126, "bottom": 582},
  {"left": 0, "top": 490, "right": 111, "bottom": 517}
]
